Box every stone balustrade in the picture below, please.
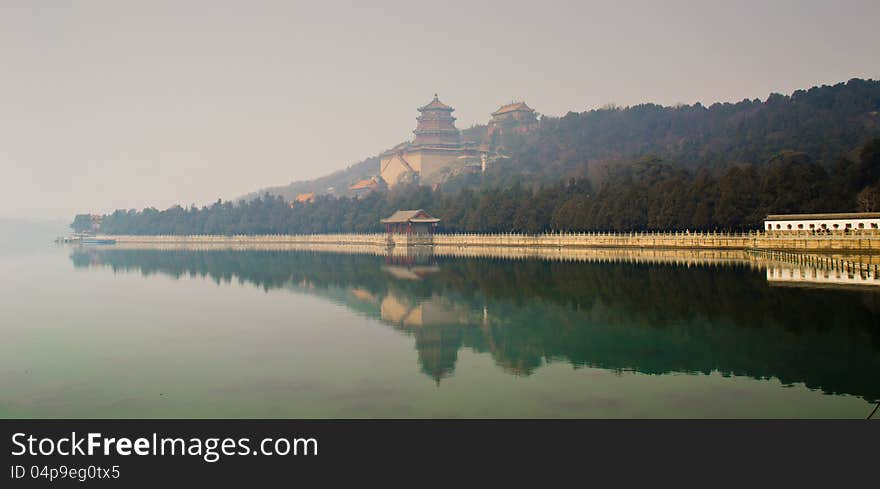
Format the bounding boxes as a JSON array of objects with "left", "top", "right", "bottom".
[
  {"left": 433, "top": 231, "right": 880, "bottom": 253},
  {"left": 108, "top": 231, "right": 880, "bottom": 254},
  {"left": 112, "top": 234, "right": 388, "bottom": 246}
]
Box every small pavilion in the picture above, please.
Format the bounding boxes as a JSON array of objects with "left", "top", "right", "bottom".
[{"left": 381, "top": 210, "right": 440, "bottom": 236}]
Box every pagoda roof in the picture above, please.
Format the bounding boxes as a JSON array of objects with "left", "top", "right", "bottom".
[
  {"left": 492, "top": 101, "right": 534, "bottom": 116},
  {"left": 419, "top": 94, "right": 454, "bottom": 112}
]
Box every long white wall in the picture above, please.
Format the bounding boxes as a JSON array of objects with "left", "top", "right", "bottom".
[{"left": 765, "top": 217, "right": 880, "bottom": 232}]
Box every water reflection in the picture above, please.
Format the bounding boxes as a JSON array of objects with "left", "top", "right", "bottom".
[
  {"left": 70, "top": 247, "right": 880, "bottom": 402},
  {"left": 765, "top": 264, "right": 880, "bottom": 290}
]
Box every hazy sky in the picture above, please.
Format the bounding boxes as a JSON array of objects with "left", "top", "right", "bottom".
[{"left": 2, "top": 0, "right": 878, "bottom": 219}]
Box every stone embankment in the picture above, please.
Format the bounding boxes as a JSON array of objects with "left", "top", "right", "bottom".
[
  {"left": 110, "top": 231, "right": 880, "bottom": 254},
  {"left": 112, "top": 233, "right": 387, "bottom": 246},
  {"left": 434, "top": 231, "right": 880, "bottom": 253}
]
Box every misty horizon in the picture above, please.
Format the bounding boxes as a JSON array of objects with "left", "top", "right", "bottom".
[{"left": 3, "top": 0, "right": 879, "bottom": 219}]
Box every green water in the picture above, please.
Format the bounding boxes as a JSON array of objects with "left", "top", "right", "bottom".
[{"left": 1, "top": 241, "right": 878, "bottom": 418}]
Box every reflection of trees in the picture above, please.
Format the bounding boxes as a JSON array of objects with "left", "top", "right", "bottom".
[{"left": 72, "top": 249, "right": 880, "bottom": 401}]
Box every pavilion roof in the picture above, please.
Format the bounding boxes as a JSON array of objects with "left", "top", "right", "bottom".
[{"left": 381, "top": 209, "right": 441, "bottom": 224}]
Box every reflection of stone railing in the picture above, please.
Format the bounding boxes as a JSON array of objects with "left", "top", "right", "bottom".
[
  {"left": 106, "top": 233, "right": 880, "bottom": 289},
  {"left": 748, "top": 249, "right": 880, "bottom": 280},
  {"left": 764, "top": 264, "right": 880, "bottom": 288},
  {"left": 434, "top": 245, "right": 755, "bottom": 266},
  {"left": 109, "top": 231, "right": 880, "bottom": 254},
  {"left": 434, "top": 231, "right": 880, "bottom": 253},
  {"left": 110, "top": 235, "right": 388, "bottom": 255}
]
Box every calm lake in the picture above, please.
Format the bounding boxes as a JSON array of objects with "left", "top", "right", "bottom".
[{"left": 2, "top": 236, "right": 879, "bottom": 418}]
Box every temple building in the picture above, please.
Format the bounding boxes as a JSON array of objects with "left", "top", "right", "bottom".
[
  {"left": 487, "top": 101, "right": 538, "bottom": 141},
  {"left": 379, "top": 95, "right": 486, "bottom": 188}
]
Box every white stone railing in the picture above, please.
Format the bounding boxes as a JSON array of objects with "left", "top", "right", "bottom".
[
  {"left": 107, "top": 230, "right": 880, "bottom": 253},
  {"left": 112, "top": 234, "right": 387, "bottom": 246}
]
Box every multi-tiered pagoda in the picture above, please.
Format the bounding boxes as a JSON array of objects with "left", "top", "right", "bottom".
[
  {"left": 378, "top": 95, "right": 484, "bottom": 188},
  {"left": 413, "top": 95, "right": 461, "bottom": 147},
  {"left": 363, "top": 95, "right": 539, "bottom": 191}
]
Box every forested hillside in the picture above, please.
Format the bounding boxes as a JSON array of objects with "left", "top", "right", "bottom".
[
  {"left": 83, "top": 79, "right": 880, "bottom": 234},
  {"left": 249, "top": 78, "right": 880, "bottom": 200},
  {"left": 89, "top": 138, "right": 880, "bottom": 234},
  {"left": 485, "top": 78, "right": 880, "bottom": 187}
]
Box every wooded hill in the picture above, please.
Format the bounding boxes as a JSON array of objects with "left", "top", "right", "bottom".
[
  {"left": 81, "top": 79, "right": 880, "bottom": 234},
  {"left": 87, "top": 137, "right": 880, "bottom": 235},
  {"left": 249, "top": 78, "right": 880, "bottom": 199}
]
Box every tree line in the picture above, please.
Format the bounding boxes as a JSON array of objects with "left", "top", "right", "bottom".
[{"left": 77, "top": 138, "right": 880, "bottom": 235}]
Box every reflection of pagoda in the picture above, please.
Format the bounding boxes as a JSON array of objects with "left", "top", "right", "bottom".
[
  {"left": 414, "top": 325, "right": 463, "bottom": 383},
  {"left": 379, "top": 95, "right": 486, "bottom": 188},
  {"left": 378, "top": 292, "right": 477, "bottom": 383}
]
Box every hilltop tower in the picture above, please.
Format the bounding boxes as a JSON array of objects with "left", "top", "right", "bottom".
[
  {"left": 378, "top": 95, "right": 484, "bottom": 188},
  {"left": 413, "top": 94, "right": 461, "bottom": 147},
  {"left": 366, "top": 96, "right": 539, "bottom": 191}
]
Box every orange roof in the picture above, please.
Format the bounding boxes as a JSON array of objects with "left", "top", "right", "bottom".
[
  {"left": 492, "top": 101, "right": 533, "bottom": 116},
  {"left": 349, "top": 178, "right": 379, "bottom": 190},
  {"left": 419, "top": 94, "right": 453, "bottom": 111},
  {"left": 295, "top": 192, "right": 315, "bottom": 203}
]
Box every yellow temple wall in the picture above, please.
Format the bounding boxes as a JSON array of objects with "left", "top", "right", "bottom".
[
  {"left": 418, "top": 151, "right": 462, "bottom": 181},
  {"left": 380, "top": 152, "right": 423, "bottom": 188},
  {"left": 381, "top": 149, "right": 462, "bottom": 188}
]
